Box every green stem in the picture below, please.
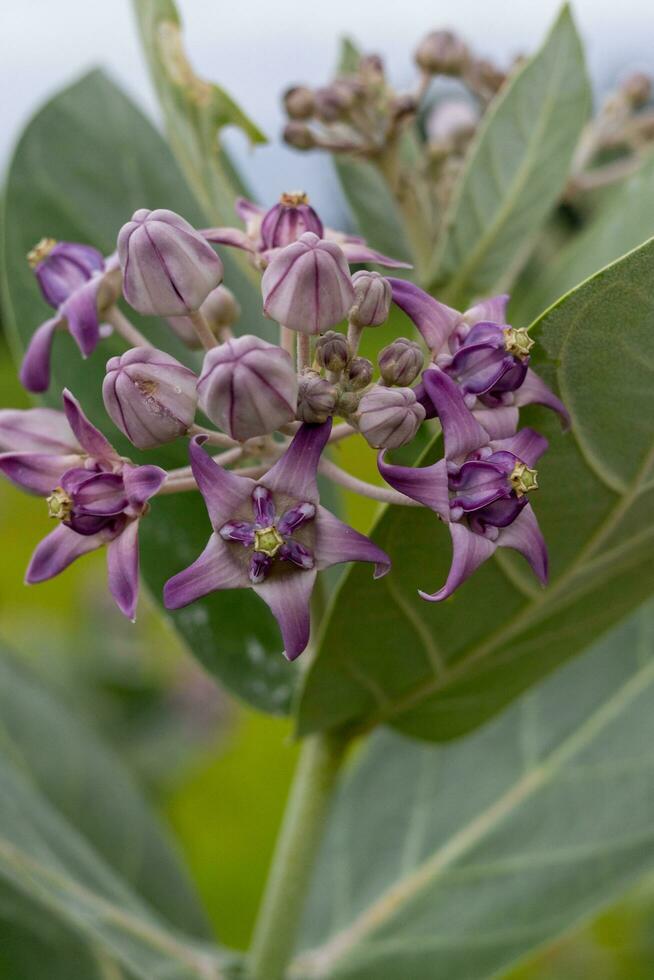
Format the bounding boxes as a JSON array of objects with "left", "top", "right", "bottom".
[{"left": 249, "top": 731, "right": 349, "bottom": 980}]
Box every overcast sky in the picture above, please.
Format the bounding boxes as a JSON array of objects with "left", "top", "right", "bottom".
[{"left": 2, "top": 0, "right": 653, "bottom": 223}]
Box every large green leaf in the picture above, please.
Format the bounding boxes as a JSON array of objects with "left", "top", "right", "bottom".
[
  {"left": 292, "top": 602, "right": 654, "bottom": 980},
  {"left": 296, "top": 237, "right": 654, "bottom": 741},
  {"left": 0, "top": 649, "right": 227, "bottom": 978},
  {"left": 133, "top": 0, "right": 265, "bottom": 225},
  {"left": 510, "top": 150, "right": 654, "bottom": 326},
  {"left": 431, "top": 5, "right": 591, "bottom": 305},
  {"left": 1, "top": 70, "right": 294, "bottom": 714}
]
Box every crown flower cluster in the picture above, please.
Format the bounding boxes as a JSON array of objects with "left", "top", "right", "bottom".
[{"left": 0, "top": 191, "right": 567, "bottom": 659}]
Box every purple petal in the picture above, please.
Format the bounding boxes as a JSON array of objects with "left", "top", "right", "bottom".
[
  {"left": 464, "top": 294, "right": 509, "bottom": 325},
  {"left": 448, "top": 342, "right": 511, "bottom": 395},
  {"left": 252, "top": 485, "right": 276, "bottom": 526},
  {"left": 200, "top": 227, "right": 255, "bottom": 251},
  {"left": 19, "top": 316, "right": 61, "bottom": 393},
  {"left": 61, "top": 277, "right": 101, "bottom": 357},
  {"left": 219, "top": 521, "right": 256, "bottom": 545},
  {"left": 26, "top": 525, "right": 104, "bottom": 583},
  {"left": 313, "top": 507, "right": 390, "bottom": 578},
  {"left": 67, "top": 472, "right": 127, "bottom": 515},
  {"left": 0, "top": 452, "right": 81, "bottom": 495},
  {"left": 0, "top": 408, "right": 81, "bottom": 454},
  {"left": 277, "top": 502, "right": 316, "bottom": 536},
  {"left": 260, "top": 421, "right": 332, "bottom": 504},
  {"left": 189, "top": 437, "right": 255, "bottom": 529},
  {"left": 388, "top": 279, "right": 459, "bottom": 353},
  {"left": 514, "top": 368, "right": 570, "bottom": 429},
  {"left": 107, "top": 520, "right": 140, "bottom": 620},
  {"left": 491, "top": 428, "right": 548, "bottom": 467},
  {"left": 450, "top": 459, "right": 513, "bottom": 512},
  {"left": 473, "top": 406, "right": 519, "bottom": 440},
  {"left": 35, "top": 242, "right": 104, "bottom": 308},
  {"left": 123, "top": 464, "right": 167, "bottom": 509},
  {"left": 235, "top": 197, "right": 264, "bottom": 222},
  {"left": 422, "top": 370, "right": 489, "bottom": 462},
  {"left": 378, "top": 452, "right": 450, "bottom": 518},
  {"left": 279, "top": 539, "right": 315, "bottom": 569},
  {"left": 498, "top": 503, "right": 548, "bottom": 584},
  {"left": 419, "top": 522, "right": 496, "bottom": 602},
  {"left": 164, "top": 533, "right": 249, "bottom": 608},
  {"left": 339, "top": 242, "right": 412, "bottom": 269},
  {"left": 249, "top": 551, "right": 272, "bottom": 584},
  {"left": 253, "top": 569, "right": 317, "bottom": 660},
  {"left": 62, "top": 390, "right": 117, "bottom": 460}
]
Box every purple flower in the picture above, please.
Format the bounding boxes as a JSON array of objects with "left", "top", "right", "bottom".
[
  {"left": 164, "top": 422, "right": 390, "bottom": 659},
  {"left": 21, "top": 238, "right": 122, "bottom": 393},
  {"left": 379, "top": 370, "right": 548, "bottom": 600},
  {"left": 388, "top": 279, "right": 569, "bottom": 438},
  {"left": 0, "top": 391, "right": 165, "bottom": 619},
  {"left": 202, "top": 194, "right": 410, "bottom": 270}
]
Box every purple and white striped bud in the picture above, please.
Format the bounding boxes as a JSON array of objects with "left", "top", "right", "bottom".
[
  {"left": 283, "top": 122, "right": 316, "bottom": 150},
  {"left": 415, "top": 30, "right": 469, "bottom": 76},
  {"left": 283, "top": 85, "right": 315, "bottom": 120},
  {"left": 378, "top": 337, "right": 424, "bottom": 387},
  {"left": 197, "top": 335, "right": 298, "bottom": 441},
  {"left": 347, "top": 356, "right": 374, "bottom": 390},
  {"left": 103, "top": 347, "right": 198, "bottom": 450},
  {"left": 27, "top": 239, "right": 105, "bottom": 309},
  {"left": 118, "top": 209, "right": 223, "bottom": 317},
  {"left": 356, "top": 386, "right": 425, "bottom": 449},
  {"left": 262, "top": 232, "right": 355, "bottom": 335},
  {"left": 260, "top": 192, "right": 324, "bottom": 249},
  {"left": 296, "top": 373, "right": 338, "bottom": 423},
  {"left": 349, "top": 270, "right": 392, "bottom": 328},
  {"left": 315, "top": 330, "right": 350, "bottom": 373}
]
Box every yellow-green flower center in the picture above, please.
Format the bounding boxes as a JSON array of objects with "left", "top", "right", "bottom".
[
  {"left": 510, "top": 461, "right": 538, "bottom": 497},
  {"left": 503, "top": 327, "right": 534, "bottom": 360},
  {"left": 46, "top": 487, "right": 72, "bottom": 521},
  {"left": 280, "top": 190, "right": 309, "bottom": 207},
  {"left": 254, "top": 526, "right": 284, "bottom": 557},
  {"left": 27, "top": 237, "right": 57, "bottom": 269}
]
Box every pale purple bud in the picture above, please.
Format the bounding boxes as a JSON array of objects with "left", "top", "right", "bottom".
[
  {"left": 103, "top": 347, "right": 198, "bottom": 450},
  {"left": 118, "top": 208, "right": 223, "bottom": 317},
  {"left": 283, "top": 122, "right": 316, "bottom": 150},
  {"left": 356, "top": 386, "right": 425, "bottom": 449},
  {"left": 197, "top": 335, "right": 298, "bottom": 441},
  {"left": 378, "top": 337, "right": 424, "bottom": 386},
  {"left": 260, "top": 192, "right": 324, "bottom": 249},
  {"left": 283, "top": 85, "right": 315, "bottom": 120},
  {"left": 262, "top": 232, "right": 355, "bottom": 335},
  {"left": 347, "top": 356, "right": 374, "bottom": 390},
  {"left": 297, "top": 373, "right": 338, "bottom": 423},
  {"left": 315, "top": 330, "right": 350, "bottom": 373},
  {"left": 349, "top": 270, "right": 392, "bottom": 328},
  {"left": 415, "top": 30, "right": 469, "bottom": 76}
]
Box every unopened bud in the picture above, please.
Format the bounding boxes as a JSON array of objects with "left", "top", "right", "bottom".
[
  {"left": 261, "top": 193, "right": 324, "bottom": 249},
  {"left": 314, "top": 82, "right": 356, "bottom": 123},
  {"left": 378, "top": 337, "right": 424, "bottom": 386},
  {"left": 359, "top": 54, "right": 385, "bottom": 79},
  {"left": 315, "top": 331, "right": 350, "bottom": 373},
  {"left": 197, "top": 335, "right": 298, "bottom": 441},
  {"left": 415, "top": 30, "right": 469, "bottom": 76},
  {"left": 283, "top": 85, "right": 315, "bottom": 120},
  {"left": 356, "top": 386, "right": 425, "bottom": 449},
  {"left": 118, "top": 208, "right": 223, "bottom": 317},
  {"left": 296, "top": 373, "right": 338, "bottom": 423},
  {"left": 621, "top": 71, "right": 651, "bottom": 108},
  {"left": 347, "top": 356, "right": 374, "bottom": 390},
  {"left": 103, "top": 347, "right": 198, "bottom": 450},
  {"left": 349, "top": 270, "right": 392, "bottom": 328},
  {"left": 283, "top": 122, "right": 316, "bottom": 150}
]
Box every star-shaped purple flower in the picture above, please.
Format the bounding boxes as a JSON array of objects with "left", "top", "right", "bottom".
[
  {"left": 164, "top": 420, "right": 390, "bottom": 659},
  {"left": 379, "top": 370, "right": 548, "bottom": 601},
  {"left": 0, "top": 391, "right": 165, "bottom": 619}
]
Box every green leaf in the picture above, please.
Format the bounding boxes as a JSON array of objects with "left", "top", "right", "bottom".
[
  {"left": 431, "top": 5, "right": 591, "bottom": 305},
  {"left": 0, "top": 649, "right": 227, "bottom": 979},
  {"left": 1, "top": 70, "right": 295, "bottom": 714},
  {"left": 133, "top": 0, "right": 265, "bottom": 225},
  {"left": 292, "top": 602, "right": 654, "bottom": 980},
  {"left": 296, "top": 236, "right": 654, "bottom": 741},
  {"left": 510, "top": 150, "right": 654, "bottom": 326}
]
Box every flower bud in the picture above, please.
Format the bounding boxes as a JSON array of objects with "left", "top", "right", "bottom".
[
  {"left": 27, "top": 239, "right": 105, "bottom": 308},
  {"left": 415, "top": 30, "right": 469, "bottom": 76},
  {"left": 621, "top": 71, "right": 651, "bottom": 108},
  {"left": 118, "top": 208, "right": 223, "bottom": 317},
  {"left": 197, "top": 335, "right": 298, "bottom": 441},
  {"left": 347, "top": 356, "right": 374, "bottom": 390},
  {"left": 315, "top": 330, "right": 350, "bottom": 373},
  {"left": 260, "top": 192, "right": 324, "bottom": 249},
  {"left": 359, "top": 54, "right": 385, "bottom": 80},
  {"left": 427, "top": 99, "right": 478, "bottom": 146},
  {"left": 283, "top": 85, "right": 315, "bottom": 120},
  {"left": 314, "top": 82, "right": 356, "bottom": 122},
  {"left": 296, "top": 373, "right": 338, "bottom": 423},
  {"left": 103, "top": 347, "right": 198, "bottom": 450},
  {"left": 356, "top": 386, "right": 425, "bottom": 449},
  {"left": 378, "top": 337, "right": 424, "bottom": 386},
  {"left": 283, "top": 122, "right": 316, "bottom": 150},
  {"left": 166, "top": 285, "right": 241, "bottom": 349},
  {"left": 262, "top": 232, "right": 355, "bottom": 335},
  {"left": 391, "top": 94, "right": 419, "bottom": 122},
  {"left": 349, "top": 270, "right": 392, "bottom": 328}
]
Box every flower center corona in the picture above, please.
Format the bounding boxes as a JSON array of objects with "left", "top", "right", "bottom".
[
  {"left": 27, "top": 237, "right": 57, "bottom": 269},
  {"left": 254, "top": 525, "right": 285, "bottom": 557},
  {"left": 47, "top": 487, "right": 73, "bottom": 521},
  {"left": 280, "top": 190, "right": 309, "bottom": 207},
  {"left": 503, "top": 327, "right": 534, "bottom": 360},
  {"left": 510, "top": 461, "right": 538, "bottom": 497}
]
